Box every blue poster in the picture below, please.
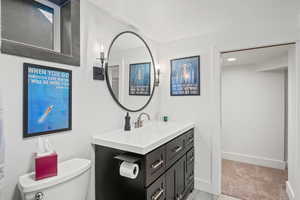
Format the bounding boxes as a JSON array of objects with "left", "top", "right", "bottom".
[
  {"left": 171, "top": 56, "right": 200, "bottom": 96},
  {"left": 129, "top": 62, "right": 151, "bottom": 96},
  {"left": 24, "top": 64, "right": 72, "bottom": 137}
]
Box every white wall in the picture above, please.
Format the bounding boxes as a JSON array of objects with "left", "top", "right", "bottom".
[
  {"left": 0, "top": 2, "right": 160, "bottom": 200},
  {"left": 158, "top": 19, "right": 299, "bottom": 194},
  {"left": 221, "top": 65, "right": 285, "bottom": 169},
  {"left": 0, "top": 89, "right": 3, "bottom": 198},
  {"left": 296, "top": 41, "right": 300, "bottom": 200},
  {"left": 286, "top": 46, "right": 297, "bottom": 200}
]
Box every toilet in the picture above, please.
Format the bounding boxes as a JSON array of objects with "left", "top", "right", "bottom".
[{"left": 18, "top": 158, "right": 91, "bottom": 200}]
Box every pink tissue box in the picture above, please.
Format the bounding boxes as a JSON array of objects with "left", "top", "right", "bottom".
[{"left": 35, "top": 153, "right": 58, "bottom": 181}]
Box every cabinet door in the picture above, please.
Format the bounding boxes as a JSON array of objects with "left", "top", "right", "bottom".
[
  {"left": 175, "top": 156, "right": 186, "bottom": 200},
  {"left": 165, "top": 165, "right": 175, "bottom": 200},
  {"left": 185, "top": 148, "right": 194, "bottom": 187}
]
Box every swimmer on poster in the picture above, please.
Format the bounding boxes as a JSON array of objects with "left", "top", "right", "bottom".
[{"left": 38, "top": 105, "right": 54, "bottom": 124}]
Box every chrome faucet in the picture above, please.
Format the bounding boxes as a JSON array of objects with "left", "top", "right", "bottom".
[{"left": 135, "top": 112, "right": 151, "bottom": 128}]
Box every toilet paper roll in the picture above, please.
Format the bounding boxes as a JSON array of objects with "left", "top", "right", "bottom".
[{"left": 119, "top": 161, "right": 139, "bottom": 179}]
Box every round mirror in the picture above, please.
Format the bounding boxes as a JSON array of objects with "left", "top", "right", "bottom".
[{"left": 105, "top": 31, "right": 156, "bottom": 112}]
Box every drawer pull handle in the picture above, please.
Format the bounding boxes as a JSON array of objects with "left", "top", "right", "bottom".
[
  {"left": 174, "top": 146, "right": 182, "bottom": 153},
  {"left": 151, "top": 188, "right": 164, "bottom": 200},
  {"left": 151, "top": 160, "right": 164, "bottom": 169}
]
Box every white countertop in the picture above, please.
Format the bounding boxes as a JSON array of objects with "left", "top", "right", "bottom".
[{"left": 92, "top": 121, "right": 195, "bottom": 155}]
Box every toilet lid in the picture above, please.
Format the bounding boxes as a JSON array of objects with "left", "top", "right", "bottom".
[{"left": 18, "top": 158, "right": 91, "bottom": 193}]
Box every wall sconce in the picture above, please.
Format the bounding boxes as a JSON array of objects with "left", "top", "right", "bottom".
[
  {"left": 93, "top": 45, "right": 106, "bottom": 81},
  {"left": 155, "top": 64, "right": 160, "bottom": 87}
]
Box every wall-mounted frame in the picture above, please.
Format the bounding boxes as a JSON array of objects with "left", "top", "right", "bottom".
[
  {"left": 23, "top": 63, "right": 72, "bottom": 138},
  {"left": 129, "top": 62, "right": 151, "bottom": 96},
  {"left": 1, "top": 0, "right": 80, "bottom": 66},
  {"left": 170, "top": 56, "right": 200, "bottom": 96}
]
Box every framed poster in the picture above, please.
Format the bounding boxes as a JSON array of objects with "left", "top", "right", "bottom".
[
  {"left": 23, "top": 63, "right": 72, "bottom": 138},
  {"left": 129, "top": 62, "right": 151, "bottom": 96},
  {"left": 170, "top": 56, "right": 200, "bottom": 96}
]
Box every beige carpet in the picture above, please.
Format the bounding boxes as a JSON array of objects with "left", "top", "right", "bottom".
[{"left": 222, "top": 159, "right": 288, "bottom": 200}]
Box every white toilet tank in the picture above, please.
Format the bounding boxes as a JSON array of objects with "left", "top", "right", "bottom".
[{"left": 18, "top": 158, "right": 91, "bottom": 200}]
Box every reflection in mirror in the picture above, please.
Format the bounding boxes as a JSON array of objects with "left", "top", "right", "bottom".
[
  {"left": 2, "top": 0, "right": 72, "bottom": 55},
  {"left": 107, "top": 32, "right": 155, "bottom": 112}
]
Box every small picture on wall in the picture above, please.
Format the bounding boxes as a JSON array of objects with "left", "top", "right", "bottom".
[
  {"left": 23, "top": 63, "right": 72, "bottom": 138},
  {"left": 170, "top": 56, "right": 200, "bottom": 96},
  {"left": 129, "top": 62, "right": 151, "bottom": 96}
]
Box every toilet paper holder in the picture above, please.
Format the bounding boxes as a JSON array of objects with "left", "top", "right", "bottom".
[
  {"left": 114, "top": 153, "right": 141, "bottom": 164},
  {"left": 115, "top": 153, "right": 141, "bottom": 179}
]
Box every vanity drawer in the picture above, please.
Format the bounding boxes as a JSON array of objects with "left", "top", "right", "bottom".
[
  {"left": 146, "top": 175, "right": 166, "bottom": 200},
  {"left": 185, "top": 148, "right": 194, "bottom": 187},
  {"left": 145, "top": 146, "right": 166, "bottom": 187},
  {"left": 185, "top": 129, "right": 194, "bottom": 151},
  {"left": 166, "top": 134, "right": 185, "bottom": 167}
]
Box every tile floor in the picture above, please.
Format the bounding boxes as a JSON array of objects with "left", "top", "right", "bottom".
[{"left": 222, "top": 159, "right": 288, "bottom": 200}]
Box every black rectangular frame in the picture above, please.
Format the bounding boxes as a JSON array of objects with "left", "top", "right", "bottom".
[
  {"left": 170, "top": 56, "right": 201, "bottom": 96},
  {"left": 23, "top": 63, "right": 72, "bottom": 138},
  {"left": 129, "top": 62, "right": 151, "bottom": 96}
]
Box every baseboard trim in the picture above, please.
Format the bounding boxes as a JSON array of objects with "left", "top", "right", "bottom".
[
  {"left": 194, "top": 178, "right": 212, "bottom": 194},
  {"left": 286, "top": 181, "right": 295, "bottom": 200},
  {"left": 222, "top": 152, "right": 286, "bottom": 169}
]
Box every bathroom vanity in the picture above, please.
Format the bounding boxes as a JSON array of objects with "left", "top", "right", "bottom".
[{"left": 92, "top": 121, "right": 195, "bottom": 200}]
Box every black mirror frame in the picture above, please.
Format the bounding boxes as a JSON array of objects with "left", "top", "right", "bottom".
[
  {"left": 1, "top": 0, "right": 80, "bottom": 66},
  {"left": 105, "top": 31, "right": 157, "bottom": 113}
]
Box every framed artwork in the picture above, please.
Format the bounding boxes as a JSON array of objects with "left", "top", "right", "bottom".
[
  {"left": 129, "top": 62, "right": 151, "bottom": 96},
  {"left": 170, "top": 56, "right": 200, "bottom": 96},
  {"left": 23, "top": 63, "right": 72, "bottom": 138}
]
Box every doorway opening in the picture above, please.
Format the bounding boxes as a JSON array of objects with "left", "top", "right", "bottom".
[{"left": 220, "top": 43, "right": 295, "bottom": 200}]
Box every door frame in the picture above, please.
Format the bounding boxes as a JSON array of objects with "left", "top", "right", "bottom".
[{"left": 211, "top": 41, "right": 298, "bottom": 195}]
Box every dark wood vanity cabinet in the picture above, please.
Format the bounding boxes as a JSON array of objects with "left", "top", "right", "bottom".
[
  {"left": 95, "top": 128, "right": 194, "bottom": 200},
  {"left": 165, "top": 149, "right": 194, "bottom": 200},
  {"left": 166, "top": 156, "right": 186, "bottom": 200},
  {"left": 186, "top": 148, "right": 194, "bottom": 188}
]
